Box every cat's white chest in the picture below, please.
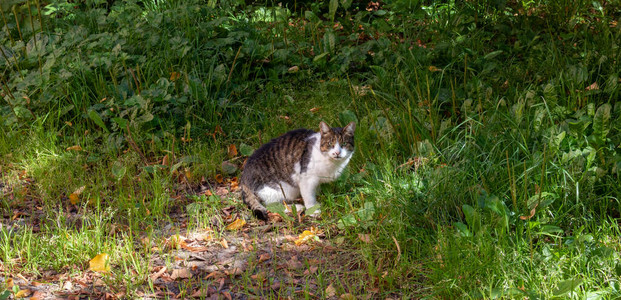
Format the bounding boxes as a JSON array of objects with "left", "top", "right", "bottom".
[{"left": 296, "top": 133, "right": 352, "bottom": 183}]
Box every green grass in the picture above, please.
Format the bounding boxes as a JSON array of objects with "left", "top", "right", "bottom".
[{"left": 1, "top": 0, "right": 620, "bottom": 298}]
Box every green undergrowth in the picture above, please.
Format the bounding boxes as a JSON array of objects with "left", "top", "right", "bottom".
[{"left": 1, "top": 0, "right": 621, "bottom": 298}]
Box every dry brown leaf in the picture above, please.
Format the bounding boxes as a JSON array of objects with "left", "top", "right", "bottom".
[
  {"left": 225, "top": 218, "right": 246, "bottom": 231},
  {"left": 68, "top": 186, "right": 85, "bottom": 205},
  {"left": 340, "top": 293, "right": 356, "bottom": 300},
  {"left": 66, "top": 145, "right": 82, "bottom": 151},
  {"left": 287, "top": 256, "right": 303, "bottom": 270},
  {"left": 428, "top": 65, "right": 442, "bottom": 72},
  {"left": 88, "top": 253, "right": 110, "bottom": 273},
  {"left": 288, "top": 66, "right": 299, "bottom": 73},
  {"left": 29, "top": 290, "right": 44, "bottom": 300},
  {"left": 215, "top": 174, "right": 224, "bottom": 184},
  {"left": 230, "top": 177, "right": 239, "bottom": 191},
  {"left": 258, "top": 253, "right": 271, "bottom": 263},
  {"left": 162, "top": 154, "right": 169, "bottom": 166},
  {"left": 228, "top": 144, "right": 238, "bottom": 158},
  {"left": 170, "top": 71, "right": 181, "bottom": 81},
  {"left": 150, "top": 266, "right": 167, "bottom": 282},
  {"left": 171, "top": 268, "right": 192, "bottom": 280},
  {"left": 309, "top": 107, "right": 320, "bottom": 113},
  {"left": 586, "top": 82, "right": 599, "bottom": 91},
  {"left": 205, "top": 271, "right": 225, "bottom": 279},
  {"left": 358, "top": 233, "right": 372, "bottom": 244},
  {"left": 325, "top": 284, "right": 336, "bottom": 298},
  {"left": 219, "top": 238, "right": 229, "bottom": 249}
]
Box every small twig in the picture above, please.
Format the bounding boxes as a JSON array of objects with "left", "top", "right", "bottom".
[
  {"left": 227, "top": 46, "right": 242, "bottom": 83},
  {"left": 125, "top": 123, "right": 148, "bottom": 165},
  {"left": 392, "top": 235, "right": 401, "bottom": 265}
]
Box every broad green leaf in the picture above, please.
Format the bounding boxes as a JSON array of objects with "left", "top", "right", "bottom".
[
  {"left": 111, "top": 161, "right": 127, "bottom": 181},
  {"left": 328, "top": 0, "right": 338, "bottom": 21},
  {"left": 483, "top": 50, "right": 503, "bottom": 60},
  {"left": 592, "top": 103, "right": 611, "bottom": 143},
  {"left": 88, "top": 110, "right": 109, "bottom": 133},
  {"left": 527, "top": 192, "right": 557, "bottom": 210},
  {"left": 340, "top": 0, "right": 352, "bottom": 10},
  {"left": 239, "top": 143, "right": 255, "bottom": 156},
  {"left": 339, "top": 110, "right": 358, "bottom": 126},
  {"left": 454, "top": 222, "right": 472, "bottom": 237},
  {"left": 313, "top": 52, "right": 329, "bottom": 63},
  {"left": 462, "top": 204, "right": 480, "bottom": 233},
  {"left": 553, "top": 278, "right": 583, "bottom": 296}
]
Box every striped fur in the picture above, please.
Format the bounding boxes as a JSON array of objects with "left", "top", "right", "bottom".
[{"left": 240, "top": 122, "right": 355, "bottom": 220}]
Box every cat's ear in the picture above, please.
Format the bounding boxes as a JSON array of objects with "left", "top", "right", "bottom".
[
  {"left": 319, "top": 121, "right": 331, "bottom": 134},
  {"left": 343, "top": 122, "right": 356, "bottom": 136}
]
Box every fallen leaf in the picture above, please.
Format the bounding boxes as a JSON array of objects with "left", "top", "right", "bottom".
[
  {"left": 520, "top": 204, "right": 537, "bottom": 220},
  {"left": 66, "top": 145, "right": 82, "bottom": 151},
  {"left": 221, "top": 161, "right": 238, "bottom": 174},
  {"left": 287, "top": 256, "right": 303, "bottom": 270},
  {"left": 88, "top": 253, "right": 110, "bottom": 273},
  {"left": 586, "top": 82, "right": 599, "bottom": 91},
  {"left": 170, "top": 268, "right": 192, "bottom": 280},
  {"left": 5, "top": 278, "right": 13, "bottom": 289},
  {"left": 215, "top": 174, "right": 224, "bottom": 184},
  {"left": 304, "top": 265, "right": 318, "bottom": 275},
  {"left": 294, "top": 227, "right": 322, "bottom": 246},
  {"left": 225, "top": 218, "right": 246, "bottom": 231},
  {"left": 150, "top": 266, "right": 167, "bottom": 282},
  {"left": 428, "top": 65, "right": 442, "bottom": 72},
  {"left": 170, "top": 71, "right": 181, "bottom": 81},
  {"left": 288, "top": 66, "right": 299, "bottom": 73},
  {"left": 228, "top": 144, "right": 238, "bottom": 158},
  {"left": 358, "top": 233, "right": 372, "bottom": 243},
  {"left": 68, "top": 186, "right": 86, "bottom": 205},
  {"left": 15, "top": 289, "right": 31, "bottom": 298},
  {"left": 258, "top": 253, "right": 271, "bottom": 263},
  {"left": 29, "top": 290, "right": 44, "bottom": 300},
  {"left": 310, "top": 107, "right": 320, "bottom": 113},
  {"left": 219, "top": 238, "right": 229, "bottom": 249},
  {"left": 325, "top": 284, "right": 336, "bottom": 298},
  {"left": 340, "top": 293, "right": 356, "bottom": 300},
  {"left": 230, "top": 177, "right": 239, "bottom": 191},
  {"left": 62, "top": 280, "right": 73, "bottom": 291}
]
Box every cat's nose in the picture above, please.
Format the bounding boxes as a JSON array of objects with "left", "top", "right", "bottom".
[{"left": 334, "top": 150, "right": 340, "bottom": 156}]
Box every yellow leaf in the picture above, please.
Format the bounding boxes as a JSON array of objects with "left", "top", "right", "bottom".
[
  {"left": 225, "top": 218, "right": 246, "bottom": 231},
  {"left": 5, "top": 278, "right": 13, "bottom": 288},
  {"left": 66, "top": 145, "right": 82, "bottom": 151},
  {"left": 69, "top": 193, "right": 79, "bottom": 205},
  {"left": 219, "top": 238, "right": 229, "bottom": 249},
  {"left": 68, "top": 186, "right": 85, "bottom": 205},
  {"left": 294, "top": 227, "right": 322, "bottom": 246},
  {"left": 88, "top": 253, "right": 110, "bottom": 273},
  {"left": 170, "top": 71, "right": 181, "bottom": 81},
  {"left": 14, "top": 289, "right": 30, "bottom": 298}
]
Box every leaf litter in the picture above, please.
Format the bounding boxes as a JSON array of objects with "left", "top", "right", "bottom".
[{"left": 0, "top": 176, "right": 376, "bottom": 300}]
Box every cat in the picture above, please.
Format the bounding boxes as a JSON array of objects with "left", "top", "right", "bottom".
[{"left": 240, "top": 121, "right": 356, "bottom": 220}]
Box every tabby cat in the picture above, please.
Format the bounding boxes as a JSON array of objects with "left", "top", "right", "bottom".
[{"left": 240, "top": 121, "right": 356, "bottom": 220}]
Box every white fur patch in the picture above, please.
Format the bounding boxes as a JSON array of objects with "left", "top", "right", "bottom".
[{"left": 257, "top": 181, "right": 300, "bottom": 204}]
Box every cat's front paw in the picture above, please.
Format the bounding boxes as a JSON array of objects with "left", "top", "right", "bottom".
[{"left": 306, "top": 206, "right": 321, "bottom": 218}]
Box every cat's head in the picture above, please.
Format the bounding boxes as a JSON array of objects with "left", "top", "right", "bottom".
[{"left": 319, "top": 121, "right": 355, "bottom": 160}]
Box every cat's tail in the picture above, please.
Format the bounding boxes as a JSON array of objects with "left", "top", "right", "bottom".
[{"left": 241, "top": 184, "right": 268, "bottom": 221}]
